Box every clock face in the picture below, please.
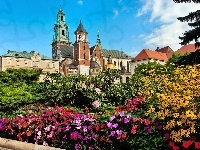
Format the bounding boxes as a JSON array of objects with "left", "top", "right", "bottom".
[{"left": 78, "top": 34, "right": 85, "bottom": 41}]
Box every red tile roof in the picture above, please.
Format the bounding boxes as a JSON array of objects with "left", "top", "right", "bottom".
[
  {"left": 132, "top": 49, "right": 168, "bottom": 62},
  {"left": 155, "top": 46, "right": 174, "bottom": 58},
  {"left": 175, "top": 43, "right": 200, "bottom": 54}
]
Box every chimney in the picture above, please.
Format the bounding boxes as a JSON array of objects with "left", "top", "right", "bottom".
[
  {"left": 156, "top": 47, "right": 159, "bottom": 51},
  {"left": 8, "top": 50, "right": 10, "bottom": 53},
  {"left": 23, "top": 51, "right": 27, "bottom": 54}
]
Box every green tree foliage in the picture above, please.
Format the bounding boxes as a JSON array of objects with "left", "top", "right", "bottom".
[
  {"left": 0, "top": 68, "right": 42, "bottom": 85},
  {"left": 134, "top": 61, "right": 163, "bottom": 76},
  {"left": 166, "top": 53, "right": 184, "bottom": 65},
  {"left": 175, "top": 49, "right": 200, "bottom": 66},
  {"left": 173, "top": 0, "right": 200, "bottom": 47}
]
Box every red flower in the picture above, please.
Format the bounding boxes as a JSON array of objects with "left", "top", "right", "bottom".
[
  {"left": 22, "top": 122, "right": 28, "bottom": 128},
  {"left": 169, "top": 141, "right": 174, "bottom": 147},
  {"left": 182, "top": 140, "right": 193, "bottom": 148},
  {"left": 131, "top": 125, "right": 137, "bottom": 134},
  {"left": 26, "top": 130, "right": 32, "bottom": 137},
  {"left": 195, "top": 142, "right": 200, "bottom": 149},
  {"left": 95, "top": 125, "right": 100, "bottom": 131},
  {"left": 121, "top": 133, "right": 126, "bottom": 139},
  {"left": 173, "top": 146, "right": 179, "bottom": 150}
]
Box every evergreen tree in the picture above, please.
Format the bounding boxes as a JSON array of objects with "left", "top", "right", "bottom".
[{"left": 173, "top": 0, "right": 200, "bottom": 47}]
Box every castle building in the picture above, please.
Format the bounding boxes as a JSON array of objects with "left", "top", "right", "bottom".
[
  {"left": 0, "top": 50, "right": 59, "bottom": 82},
  {"left": 52, "top": 8, "right": 132, "bottom": 82}
]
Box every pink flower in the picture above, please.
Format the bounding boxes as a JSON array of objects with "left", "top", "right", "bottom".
[
  {"left": 90, "top": 84, "right": 94, "bottom": 88},
  {"left": 92, "top": 100, "right": 101, "bottom": 108},
  {"left": 95, "top": 88, "right": 101, "bottom": 94},
  {"left": 82, "top": 83, "right": 86, "bottom": 89},
  {"left": 43, "top": 141, "right": 48, "bottom": 146}
]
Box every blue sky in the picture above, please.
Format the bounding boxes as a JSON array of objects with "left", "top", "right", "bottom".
[{"left": 0, "top": 0, "right": 199, "bottom": 58}]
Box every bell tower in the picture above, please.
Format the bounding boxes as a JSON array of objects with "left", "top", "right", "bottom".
[
  {"left": 52, "top": 6, "right": 71, "bottom": 59},
  {"left": 73, "top": 20, "right": 90, "bottom": 75}
]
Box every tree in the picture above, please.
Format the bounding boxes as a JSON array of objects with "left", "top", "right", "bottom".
[
  {"left": 173, "top": 0, "right": 200, "bottom": 47},
  {"left": 166, "top": 52, "right": 189, "bottom": 66}
]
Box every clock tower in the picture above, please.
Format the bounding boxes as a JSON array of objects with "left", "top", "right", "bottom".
[
  {"left": 73, "top": 20, "right": 90, "bottom": 75},
  {"left": 52, "top": 6, "right": 71, "bottom": 59}
]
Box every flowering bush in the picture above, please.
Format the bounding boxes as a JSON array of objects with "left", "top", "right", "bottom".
[
  {"left": 0, "top": 100, "right": 169, "bottom": 150},
  {"left": 134, "top": 64, "right": 200, "bottom": 149}
]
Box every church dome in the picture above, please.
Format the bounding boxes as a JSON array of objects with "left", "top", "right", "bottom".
[
  {"left": 105, "top": 63, "right": 116, "bottom": 69},
  {"left": 90, "top": 61, "right": 100, "bottom": 68}
]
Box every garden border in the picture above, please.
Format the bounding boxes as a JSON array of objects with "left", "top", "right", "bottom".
[{"left": 0, "top": 138, "right": 65, "bottom": 150}]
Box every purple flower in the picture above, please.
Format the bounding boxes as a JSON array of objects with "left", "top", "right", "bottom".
[
  {"left": 66, "top": 125, "right": 71, "bottom": 131},
  {"left": 112, "top": 123, "right": 118, "bottom": 128},
  {"left": 83, "top": 135, "right": 88, "bottom": 141},
  {"left": 87, "top": 125, "right": 92, "bottom": 130},
  {"left": 83, "top": 126, "right": 88, "bottom": 132},
  {"left": 107, "top": 122, "right": 113, "bottom": 129},
  {"left": 144, "top": 126, "right": 153, "bottom": 133},
  {"left": 119, "top": 111, "right": 124, "bottom": 117},
  {"left": 71, "top": 131, "right": 81, "bottom": 140},
  {"left": 124, "top": 118, "right": 129, "bottom": 124},
  {"left": 75, "top": 144, "right": 81, "bottom": 150},
  {"left": 109, "top": 116, "right": 115, "bottom": 122},
  {"left": 110, "top": 131, "right": 115, "bottom": 137},
  {"left": 126, "top": 114, "right": 131, "bottom": 119},
  {"left": 116, "top": 130, "right": 122, "bottom": 135}
]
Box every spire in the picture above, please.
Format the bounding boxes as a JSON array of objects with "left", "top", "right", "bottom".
[
  {"left": 108, "top": 55, "right": 112, "bottom": 64},
  {"left": 96, "top": 31, "right": 103, "bottom": 49},
  {"left": 75, "top": 20, "right": 87, "bottom": 33}
]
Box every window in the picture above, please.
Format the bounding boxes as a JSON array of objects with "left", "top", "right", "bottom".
[
  {"left": 114, "top": 61, "right": 116, "bottom": 66},
  {"left": 62, "top": 30, "right": 65, "bottom": 36},
  {"left": 95, "top": 53, "right": 96, "bottom": 56},
  {"left": 61, "top": 16, "right": 63, "bottom": 21},
  {"left": 52, "top": 63, "right": 55, "bottom": 68},
  {"left": 16, "top": 60, "right": 20, "bottom": 66},
  {"left": 84, "top": 53, "right": 86, "bottom": 59},
  {"left": 84, "top": 45, "right": 85, "bottom": 50},
  {"left": 33, "top": 61, "right": 39, "bottom": 67},
  {"left": 47, "top": 63, "right": 50, "bottom": 68},
  {"left": 7, "top": 60, "right": 11, "bottom": 65},
  {"left": 24, "top": 61, "right": 28, "bottom": 66}
]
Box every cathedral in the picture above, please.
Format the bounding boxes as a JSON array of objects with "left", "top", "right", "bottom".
[{"left": 52, "top": 8, "right": 132, "bottom": 80}]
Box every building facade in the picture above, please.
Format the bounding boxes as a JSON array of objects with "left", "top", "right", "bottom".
[
  {"left": 130, "top": 46, "right": 174, "bottom": 75},
  {"left": 0, "top": 50, "right": 59, "bottom": 81},
  {"left": 52, "top": 8, "right": 132, "bottom": 82}
]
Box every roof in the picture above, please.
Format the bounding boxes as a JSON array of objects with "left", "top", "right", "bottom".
[
  {"left": 175, "top": 43, "right": 200, "bottom": 54},
  {"left": 132, "top": 49, "right": 168, "bottom": 62},
  {"left": 90, "top": 61, "right": 100, "bottom": 68},
  {"left": 101, "top": 49, "right": 132, "bottom": 59},
  {"left": 59, "top": 45, "right": 73, "bottom": 58},
  {"left": 2, "top": 50, "right": 52, "bottom": 60},
  {"left": 155, "top": 46, "right": 174, "bottom": 58},
  {"left": 75, "top": 20, "right": 87, "bottom": 33}
]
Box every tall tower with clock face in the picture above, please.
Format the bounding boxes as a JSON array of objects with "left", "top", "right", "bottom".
[
  {"left": 52, "top": 7, "right": 71, "bottom": 59},
  {"left": 73, "top": 20, "right": 90, "bottom": 75}
]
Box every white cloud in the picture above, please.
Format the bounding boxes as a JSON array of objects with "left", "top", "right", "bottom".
[
  {"left": 113, "top": 9, "right": 119, "bottom": 19},
  {"left": 77, "top": 0, "right": 83, "bottom": 5},
  {"left": 128, "top": 50, "right": 140, "bottom": 57},
  {"left": 137, "top": 0, "right": 199, "bottom": 51}
]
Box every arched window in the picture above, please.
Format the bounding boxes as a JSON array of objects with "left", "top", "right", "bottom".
[
  {"left": 114, "top": 61, "right": 116, "bottom": 66},
  {"left": 126, "top": 77, "right": 129, "bottom": 83}
]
